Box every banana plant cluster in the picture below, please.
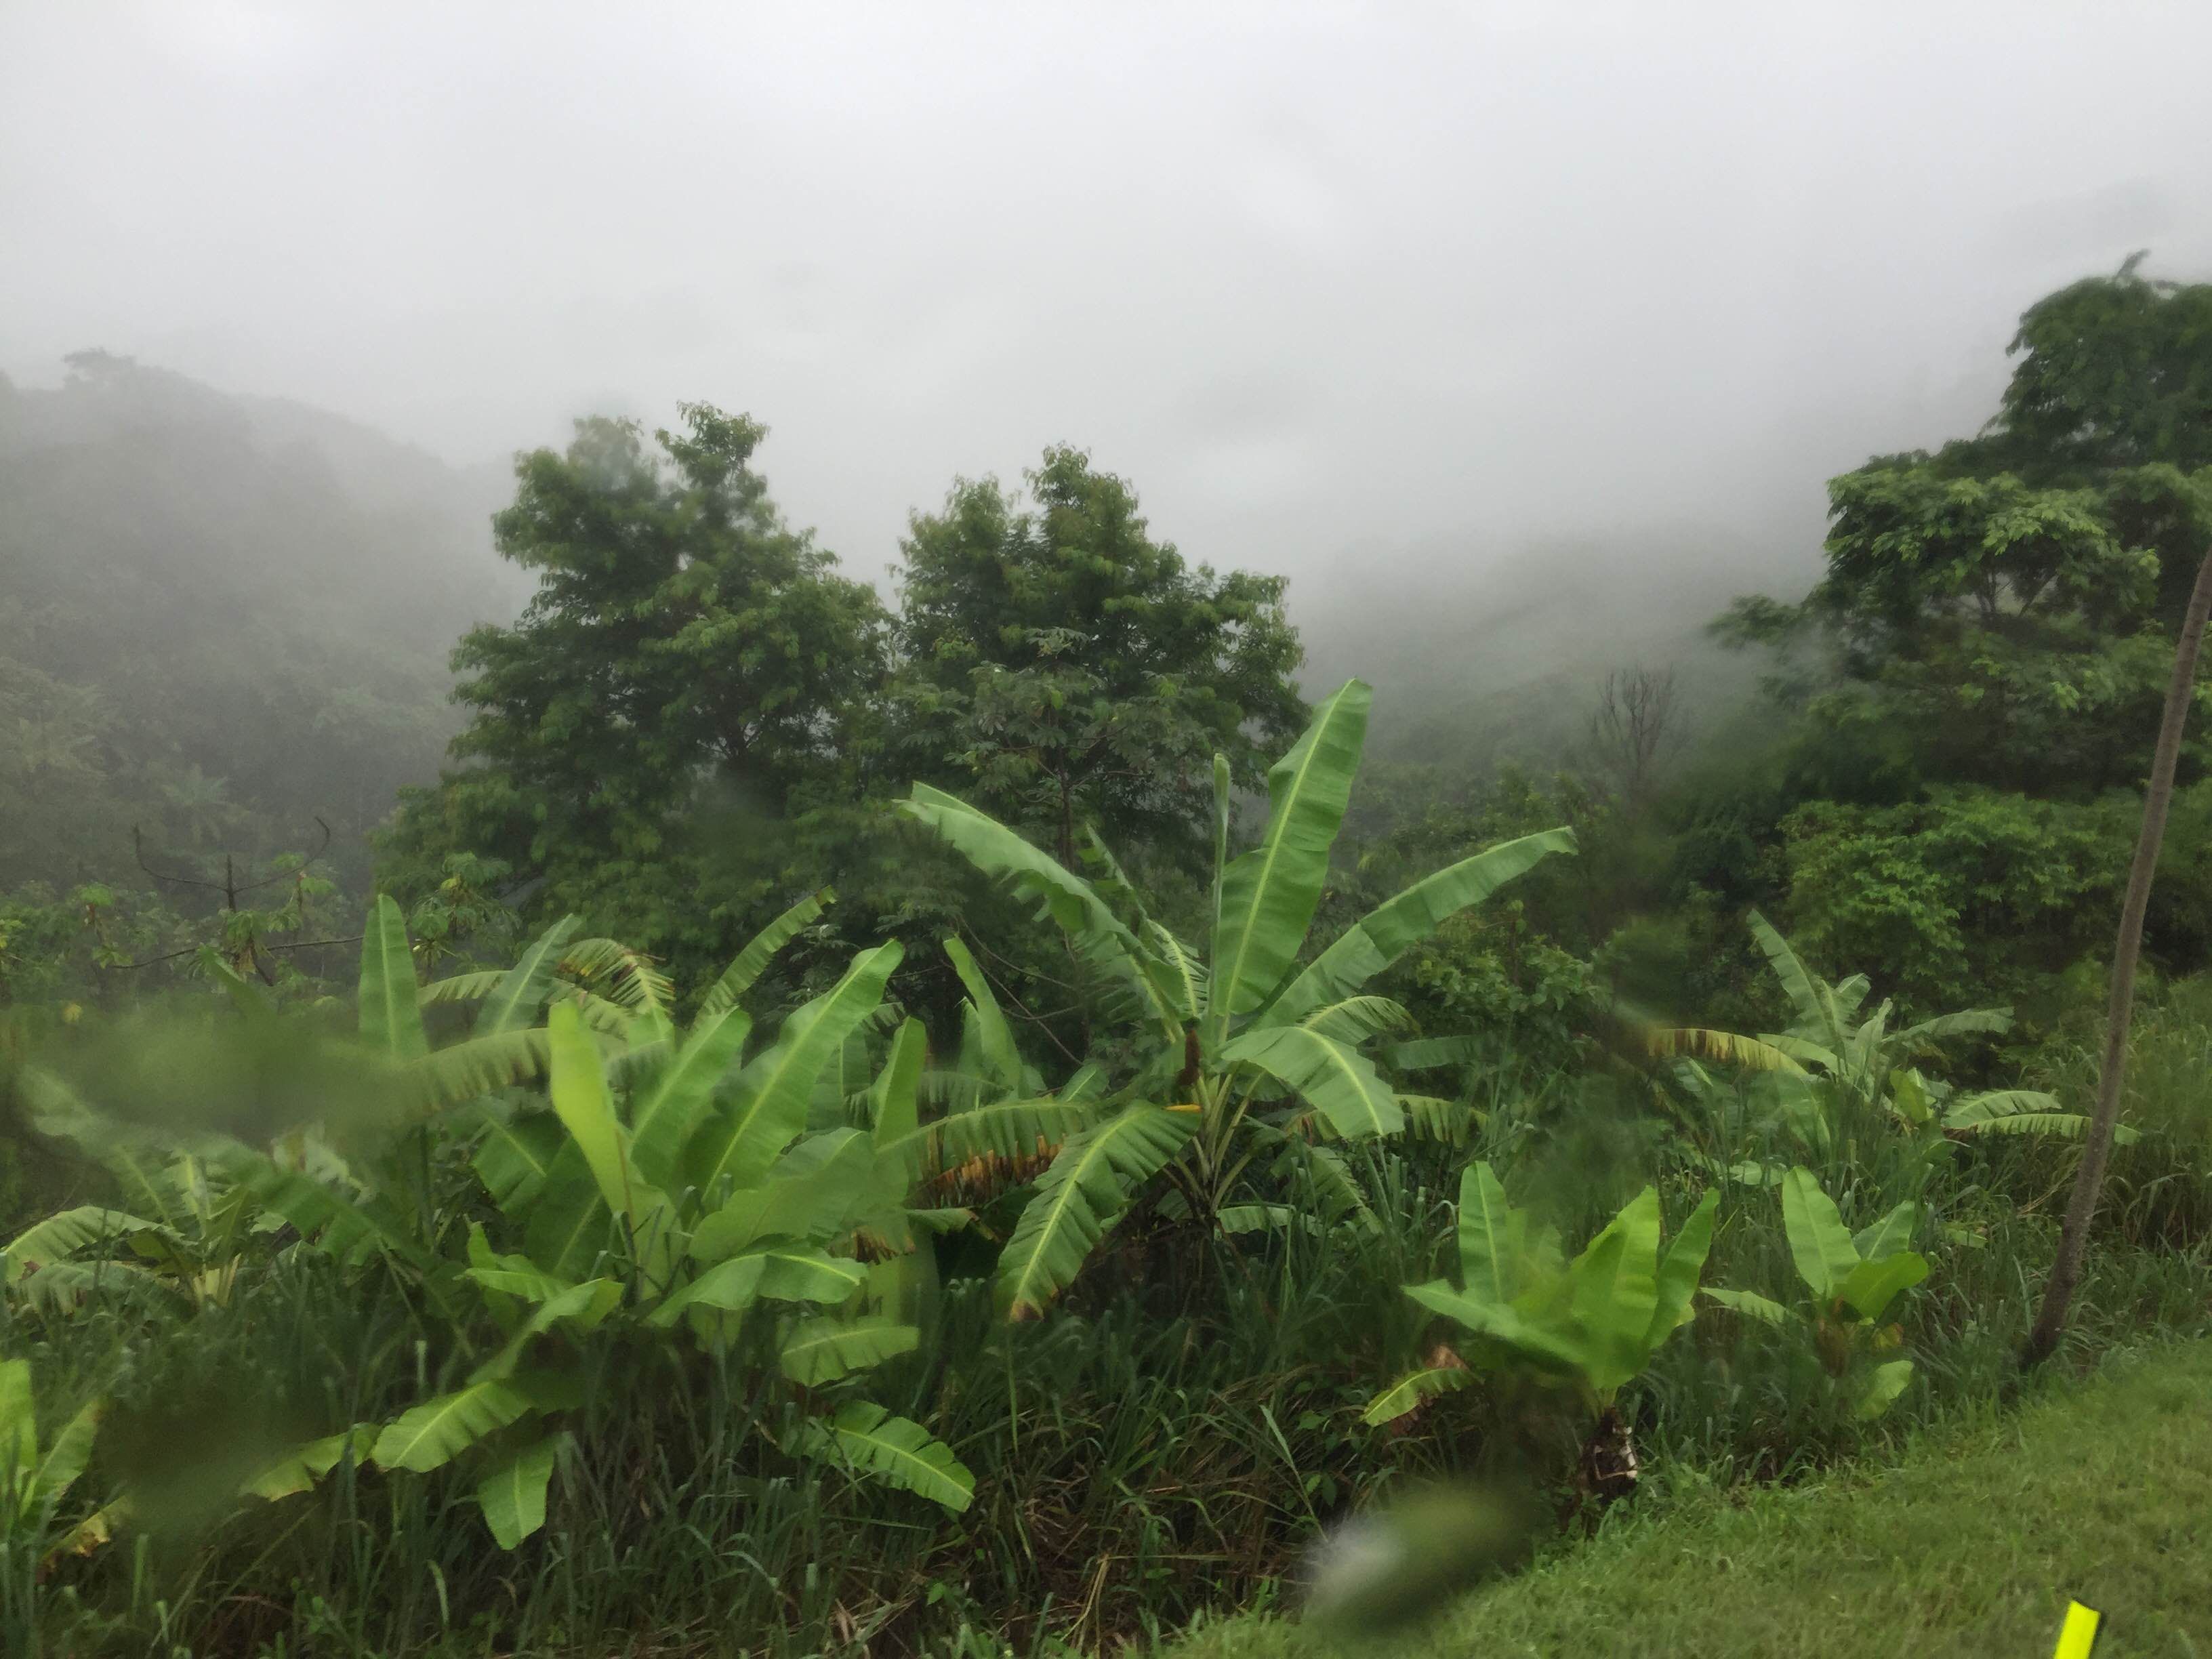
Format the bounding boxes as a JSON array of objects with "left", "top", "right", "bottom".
[
  {"left": 1702, "top": 1167, "right": 1925, "bottom": 1421},
  {"left": 0, "top": 1358, "right": 107, "bottom": 1565},
  {"left": 1364, "top": 1163, "right": 1716, "bottom": 1494},
  {"left": 344, "top": 897, "right": 989, "bottom": 1546},
  {"left": 3, "top": 893, "right": 1072, "bottom": 1554},
  {"left": 1648, "top": 912, "right": 2122, "bottom": 1191},
  {"left": 904, "top": 678, "right": 1574, "bottom": 1319}
]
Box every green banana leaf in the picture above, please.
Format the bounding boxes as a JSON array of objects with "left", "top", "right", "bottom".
[
  {"left": 359, "top": 895, "right": 427, "bottom": 1063},
  {"left": 1269, "top": 827, "right": 1575, "bottom": 1024},
  {"left": 1210, "top": 679, "right": 1371, "bottom": 1030},
  {"left": 994, "top": 1106, "right": 1194, "bottom": 1319}
]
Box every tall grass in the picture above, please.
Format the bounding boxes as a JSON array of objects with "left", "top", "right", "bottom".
[{"left": 2024, "top": 973, "right": 2212, "bottom": 1248}]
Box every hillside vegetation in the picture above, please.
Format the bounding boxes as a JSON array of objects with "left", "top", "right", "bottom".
[{"left": 1, "top": 262, "right": 2210, "bottom": 1658}]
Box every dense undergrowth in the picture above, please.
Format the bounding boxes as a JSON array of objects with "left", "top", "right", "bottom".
[
  {"left": 5, "top": 262, "right": 2212, "bottom": 1657},
  {"left": 3, "top": 687, "right": 2211, "bottom": 1659}
]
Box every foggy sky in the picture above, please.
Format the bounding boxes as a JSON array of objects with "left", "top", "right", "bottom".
[{"left": 5, "top": 2, "right": 2210, "bottom": 605}]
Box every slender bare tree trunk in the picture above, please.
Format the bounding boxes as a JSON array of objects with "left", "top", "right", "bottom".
[{"left": 2022, "top": 544, "right": 2212, "bottom": 1368}]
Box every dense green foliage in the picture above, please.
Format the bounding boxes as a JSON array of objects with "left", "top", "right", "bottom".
[
  {"left": 5, "top": 259, "right": 2212, "bottom": 1656},
  {"left": 891, "top": 447, "right": 1305, "bottom": 870},
  {"left": 380, "top": 405, "right": 892, "bottom": 988}
]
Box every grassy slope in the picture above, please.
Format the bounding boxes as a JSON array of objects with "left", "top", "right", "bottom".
[{"left": 1178, "top": 1339, "right": 2212, "bottom": 1658}]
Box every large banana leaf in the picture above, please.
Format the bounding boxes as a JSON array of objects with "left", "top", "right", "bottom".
[
  {"left": 867, "top": 1019, "right": 928, "bottom": 1151},
  {"left": 25, "top": 1395, "right": 103, "bottom": 1523},
  {"left": 791, "top": 1401, "right": 972, "bottom": 1513},
  {"left": 3, "top": 1207, "right": 161, "bottom": 1284},
  {"left": 243, "top": 1426, "right": 376, "bottom": 1501},
  {"left": 1296, "top": 996, "right": 1416, "bottom": 1043},
  {"left": 1943, "top": 1090, "right": 2133, "bottom": 1143},
  {"left": 994, "top": 1106, "right": 1194, "bottom": 1319},
  {"left": 1384, "top": 1036, "right": 1486, "bottom": 1071},
  {"left": 403, "top": 1029, "right": 550, "bottom": 1115},
  {"left": 1857, "top": 1358, "right": 1914, "bottom": 1421},
  {"left": 626, "top": 1005, "right": 752, "bottom": 1191},
  {"left": 0, "top": 1358, "right": 33, "bottom": 1487},
  {"left": 478, "top": 916, "right": 582, "bottom": 1037},
  {"left": 875, "top": 1094, "right": 1097, "bottom": 1182},
  {"left": 750, "top": 1245, "right": 872, "bottom": 1305},
  {"left": 523, "top": 1156, "right": 617, "bottom": 1284},
  {"left": 222, "top": 1151, "right": 441, "bottom": 1277},
  {"left": 690, "top": 1131, "right": 876, "bottom": 1261},
  {"left": 1565, "top": 1187, "right": 1662, "bottom": 1396},
  {"left": 1210, "top": 752, "right": 1231, "bottom": 938},
  {"left": 1399, "top": 1093, "right": 1477, "bottom": 1144},
  {"left": 359, "top": 896, "right": 427, "bottom": 1063},
  {"left": 696, "top": 888, "right": 830, "bottom": 1023},
  {"left": 1701, "top": 1285, "right": 1790, "bottom": 1325},
  {"left": 1631, "top": 1028, "right": 1809, "bottom": 1073},
  {"left": 687, "top": 943, "right": 903, "bottom": 1197},
  {"left": 1647, "top": 1189, "right": 1719, "bottom": 1347},
  {"left": 1454, "top": 1161, "right": 1532, "bottom": 1307},
  {"left": 1779, "top": 1167, "right": 1860, "bottom": 1300},
  {"left": 1893, "top": 1008, "right": 2013, "bottom": 1049},
  {"left": 10, "top": 1259, "right": 176, "bottom": 1313},
  {"left": 1837, "top": 1251, "right": 1927, "bottom": 1323},
  {"left": 1746, "top": 911, "right": 1830, "bottom": 1044},
  {"left": 371, "top": 1374, "right": 571, "bottom": 1474},
  {"left": 777, "top": 1315, "right": 920, "bottom": 1385},
  {"left": 1221, "top": 1024, "right": 1404, "bottom": 1139},
  {"left": 1851, "top": 1200, "right": 1920, "bottom": 1262},
  {"left": 546, "top": 1004, "right": 661, "bottom": 1235},
  {"left": 644, "top": 1254, "right": 767, "bottom": 1328},
  {"left": 478, "top": 1433, "right": 560, "bottom": 1549},
  {"left": 1271, "top": 1136, "right": 1380, "bottom": 1237},
  {"left": 548, "top": 985, "right": 641, "bottom": 1040},
  {"left": 1269, "top": 827, "right": 1574, "bottom": 1024},
  {"left": 1404, "top": 1281, "right": 1586, "bottom": 1374},
  {"left": 904, "top": 783, "right": 1179, "bottom": 1036},
  {"left": 474, "top": 1111, "right": 565, "bottom": 1216},
  {"left": 941, "top": 937, "right": 1023, "bottom": 1094},
  {"left": 1210, "top": 680, "right": 1371, "bottom": 1031},
  {"left": 417, "top": 970, "right": 507, "bottom": 1008},
  {"left": 1361, "top": 1365, "right": 1476, "bottom": 1427},
  {"left": 560, "top": 939, "right": 674, "bottom": 1033}
]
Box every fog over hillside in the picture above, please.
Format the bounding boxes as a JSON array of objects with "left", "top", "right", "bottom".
[{"left": 7, "top": 6, "right": 2211, "bottom": 727}]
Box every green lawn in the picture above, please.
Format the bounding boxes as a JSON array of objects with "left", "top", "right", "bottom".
[{"left": 1176, "top": 1340, "right": 2212, "bottom": 1658}]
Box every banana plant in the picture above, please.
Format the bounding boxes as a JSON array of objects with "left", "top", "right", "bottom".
[
  {"left": 905, "top": 678, "right": 1574, "bottom": 1319},
  {"left": 1, "top": 912, "right": 509, "bottom": 1319},
  {"left": 1700, "top": 1166, "right": 1925, "bottom": 1421},
  {"left": 364, "top": 909, "right": 981, "bottom": 1548},
  {"left": 1646, "top": 912, "right": 2123, "bottom": 1192},
  {"left": 1365, "top": 1162, "right": 1717, "bottom": 1499},
  {"left": 0, "top": 1359, "right": 112, "bottom": 1565},
  {"left": 1, "top": 1150, "right": 250, "bottom": 1317}
]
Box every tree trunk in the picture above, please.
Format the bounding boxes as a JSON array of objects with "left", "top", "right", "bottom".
[{"left": 2022, "top": 542, "right": 2212, "bottom": 1368}]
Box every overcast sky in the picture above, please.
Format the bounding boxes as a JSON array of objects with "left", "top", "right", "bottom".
[{"left": 4, "top": 2, "right": 2209, "bottom": 604}]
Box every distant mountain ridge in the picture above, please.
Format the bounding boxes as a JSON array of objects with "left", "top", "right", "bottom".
[{"left": 0, "top": 353, "right": 520, "bottom": 888}]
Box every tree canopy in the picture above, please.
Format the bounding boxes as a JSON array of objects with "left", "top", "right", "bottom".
[
  {"left": 382, "top": 407, "right": 889, "bottom": 979},
  {"left": 890, "top": 446, "right": 1306, "bottom": 869}
]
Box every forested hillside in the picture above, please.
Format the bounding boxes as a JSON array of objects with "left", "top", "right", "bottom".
[
  {"left": 5, "top": 263, "right": 2212, "bottom": 1658},
  {"left": 0, "top": 352, "right": 516, "bottom": 989}
]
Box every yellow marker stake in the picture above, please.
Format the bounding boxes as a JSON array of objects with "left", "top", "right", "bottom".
[{"left": 2052, "top": 1599, "right": 2102, "bottom": 1659}]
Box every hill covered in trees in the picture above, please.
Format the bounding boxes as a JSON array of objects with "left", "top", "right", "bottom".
[{"left": 5, "top": 262, "right": 2212, "bottom": 1658}]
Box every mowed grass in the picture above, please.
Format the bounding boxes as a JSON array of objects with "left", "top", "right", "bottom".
[{"left": 1175, "top": 1338, "right": 2212, "bottom": 1659}]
